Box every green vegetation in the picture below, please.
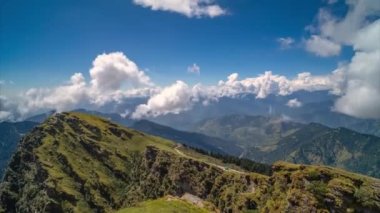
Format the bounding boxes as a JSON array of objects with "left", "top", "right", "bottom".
[
  {"left": 132, "top": 119, "right": 243, "bottom": 156},
  {"left": 0, "top": 112, "right": 379, "bottom": 213},
  {"left": 194, "top": 115, "right": 302, "bottom": 149},
  {"left": 194, "top": 115, "right": 380, "bottom": 178},
  {"left": 118, "top": 197, "right": 209, "bottom": 213}
]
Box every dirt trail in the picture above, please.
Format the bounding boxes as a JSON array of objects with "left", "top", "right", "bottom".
[{"left": 174, "top": 144, "right": 246, "bottom": 174}]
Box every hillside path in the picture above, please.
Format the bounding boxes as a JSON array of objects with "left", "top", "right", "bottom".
[{"left": 174, "top": 144, "right": 246, "bottom": 174}]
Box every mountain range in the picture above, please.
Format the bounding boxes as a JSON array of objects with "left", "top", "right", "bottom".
[
  {"left": 193, "top": 114, "right": 380, "bottom": 178},
  {"left": 0, "top": 112, "right": 379, "bottom": 212},
  {"left": 148, "top": 91, "right": 380, "bottom": 137}
]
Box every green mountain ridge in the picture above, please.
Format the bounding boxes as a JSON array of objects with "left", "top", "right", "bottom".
[
  {"left": 0, "top": 112, "right": 379, "bottom": 212},
  {"left": 194, "top": 115, "right": 380, "bottom": 178},
  {"left": 132, "top": 119, "right": 243, "bottom": 156}
]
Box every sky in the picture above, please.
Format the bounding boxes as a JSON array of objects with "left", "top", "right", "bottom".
[
  {"left": 1, "top": 0, "right": 352, "bottom": 88},
  {"left": 0, "top": 0, "right": 379, "bottom": 120}
]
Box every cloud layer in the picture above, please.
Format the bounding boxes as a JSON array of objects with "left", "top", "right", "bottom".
[
  {"left": 303, "top": 0, "right": 380, "bottom": 118},
  {"left": 133, "top": 0, "right": 226, "bottom": 18},
  {"left": 132, "top": 81, "right": 193, "bottom": 119},
  {"left": 0, "top": 54, "right": 349, "bottom": 121}
]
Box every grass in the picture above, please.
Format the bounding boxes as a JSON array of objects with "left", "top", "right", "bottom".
[{"left": 117, "top": 197, "right": 210, "bottom": 213}]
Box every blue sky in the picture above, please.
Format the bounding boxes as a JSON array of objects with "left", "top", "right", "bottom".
[
  {"left": 0, "top": 0, "right": 379, "bottom": 121},
  {"left": 1, "top": 0, "right": 352, "bottom": 91}
]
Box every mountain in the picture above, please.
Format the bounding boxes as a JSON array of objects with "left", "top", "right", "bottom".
[
  {"left": 0, "top": 121, "right": 38, "bottom": 178},
  {"left": 24, "top": 110, "right": 56, "bottom": 123},
  {"left": 132, "top": 120, "right": 243, "bottom": 156},
  {"left": 22, "top": 90, "right": 380, "bottom": 137},
  {"left": 251, "top": 123, "right": 380, "bottom": 178},
  {"left": 195, "top": 115, "right": 380, "bottom": 178},
  {"left": 145, "top": 91, "right": 380, "bottom": 137},
  {"left": 25, "top": 109, "right": 134, "bottom": 127},
  {"left": 72, "top": 108, "right": 134, "bottom": 127},
  {"left": 194, "top": 115, "right": 303, "bottom": 151},
  {"left": 0, "top": 112, "right": 379, "bottom": 212}
]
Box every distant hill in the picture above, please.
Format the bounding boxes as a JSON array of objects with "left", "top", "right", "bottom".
[
  {"left": 0, "top": 121, "right": 38, "bottom": 178},
  {"left": 1, "top": 112, "right": 379, "bottom": 212},
  {"left": 195, "top": 115, "right": 380, "bottom": 178},
  {"left": 24, "top": 110, "right": 55, "bottom": 123},
  {"left": 255, "top": 124, "right": 380, "bottom": 178},
  {"left": 194, "top": 115, "right": 303, "bottom": 150},
  {"left": 145, "top": 91, "right": 380, "bottom": 137},
  {"left": 132, "top": 119, "right": 243, "bottom": 156}
]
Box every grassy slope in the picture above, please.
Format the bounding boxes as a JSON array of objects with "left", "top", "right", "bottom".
[
  {"left": 0, "top": 112, "right": 379, "bottom": 213},
  {"left": 247, "top": 123, "right": 380, "bottom": 178},
  {"left": 132, "top": 120, "right": 243, "bottom": 156},
  {"left": 118, "top": 197, "right": 209, "bottom": 213}
]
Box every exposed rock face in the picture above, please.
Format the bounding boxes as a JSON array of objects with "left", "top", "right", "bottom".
[{"left": 0, "top": 112, "right": 379, "bottom": 213}]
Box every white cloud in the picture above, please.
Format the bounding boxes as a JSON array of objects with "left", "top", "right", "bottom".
[
  {"left": 187, "top": 63, "right": 200, "bottom": 75},
  {"left": 305, "top": 35, "right": 341, "bottom": 57},
  {"left": 0, "top": 52, "right": 157, "bottom": 121},
  {"left": 129, "top": 69, "right": 347, "bottom": 119},
  {"left": 133, "top": 0, "right": 226, "bottom": 18},
  {"left": 210, "top": 70, "right": 345, "bottom": 99},
  {"left": 334, "top": 50, "right": 380, "bottom": 118},
  {"left": 90, "top": 52, "right": 153, "bottom": 92},
  {"left": 88, "top": 52, "right": 154, "bottom": 105},
  {"left": 287, "top": 98, "right": 303, "bottom": 108},
  {"left": 277, "top": 37, "right": 295, "bottom": 49},
  {"left": 132, "top": 81, "right": 193, "bottom": 119},
  {"left": 0, "top": 111, "right": 13, "bottom": 121},
  {"left": 304, "top": 0, "right": 380, "bottom": 118}
]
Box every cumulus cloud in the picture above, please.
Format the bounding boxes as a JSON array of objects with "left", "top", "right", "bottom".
[
  {"left": 133, "top": 0, "right": 226, "bottom": 18},
  {"left": 286, "top": 98, "right": 303, "bottom": 108},
  {"left": 187, "top": 63, "right": 200, "bottom": 75},
  {"left": 277, "top": 37, "right": 295, "bottom": 49},
  {"left": 334, "top": 50, "right": 380, "bottom": 118},
  {"left": 304, "top": 0, "right": 380, "bottom": 118},
  {"left": 132, "top": 81, "right": 193, "bottom": 119},
  {"left": 0, "top": 52, "right": 157, "bottom": 121},
  {"left": 211, "top": 70, "right": 345, "bottom": 99},
  {"left": 88, "top": 52, "right": 154, "bottom": 105},
  {"left": 305, "top": 35, "right": 341, "bottom": 57},
  {"left": 90, "top": 52, "right": 152, "bottom": 92}
]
